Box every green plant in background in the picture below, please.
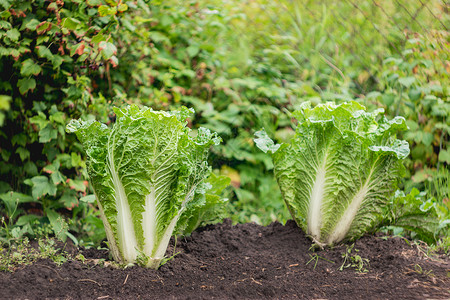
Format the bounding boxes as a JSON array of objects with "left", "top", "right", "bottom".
[
  {"left": 381, "top": 189, "right": 442, "bottom": 244},
  {"left": 380, "top": 168, "right": 449, "bottom": 247},
  {"left": 165, "top": 0, "right": 448, "bottom": 227},
  {"left": 0, "top": 0, "right": 137, "bottom": 245},
  {"left": 370, "top": 31, "right": 449, "bottom": 190},
  {"left": 0, "top": 95, "right": 11, "bottom": 126},
  {"left": 0, "top": 237, "right": 34, "bottom": 272}
]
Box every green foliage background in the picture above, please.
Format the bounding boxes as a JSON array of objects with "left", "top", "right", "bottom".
[{"left": 0, "top": 0, "right": 448, "bottom": 246}]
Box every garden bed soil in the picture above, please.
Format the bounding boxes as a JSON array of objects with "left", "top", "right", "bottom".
[{"left": 1, "top": 220, "right": 449, "bottom": 299}]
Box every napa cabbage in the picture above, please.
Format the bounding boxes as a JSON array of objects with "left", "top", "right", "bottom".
[
  {"left": 255, "top": 101, "right": 410, "bottom": 247},
  {"left": 67, "top": 105, "right": 229, "bottom": 268}
]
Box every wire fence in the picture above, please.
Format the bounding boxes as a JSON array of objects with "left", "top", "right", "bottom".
[{"left": 233, "top": 0, "right": 449, "bottom": 95}]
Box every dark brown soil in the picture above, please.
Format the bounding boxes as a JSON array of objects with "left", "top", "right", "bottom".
[{"left": 1, "top": 220, "right": 449, "bottom": 299}]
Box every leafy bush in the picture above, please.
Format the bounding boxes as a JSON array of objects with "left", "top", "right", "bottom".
[
  {"left": 368, "top": 31, "right": 449, "bottom": 189},
  {"left": 0, "top": 0, "right": 142, "bottom": 244},
  {"left": 381, "top": 188, "right": 448, "bottom": 245},
  {"left": 0, "top": 0, "right": 298, "bottom": 232}
]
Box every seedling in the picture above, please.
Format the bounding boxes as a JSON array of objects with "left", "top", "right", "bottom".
[
  {"left": 412, "top": 264, "right": 434, "bottom": 277},
  {"left": 306, "top": 253, "right": 335, "bottom": 270},
  {"left": 339, "top": 244, "right": 370, "bottom": 273}
]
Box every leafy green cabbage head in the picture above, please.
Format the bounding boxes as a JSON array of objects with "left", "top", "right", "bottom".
[{"left": 255, "top": 101, "right": 410, "bottom": 247}]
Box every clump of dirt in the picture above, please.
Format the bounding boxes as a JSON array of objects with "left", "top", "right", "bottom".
[{"left": 1, "top": 220, "right": 449, "bottom": 299}]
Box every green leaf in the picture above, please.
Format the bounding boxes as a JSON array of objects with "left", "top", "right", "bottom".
[
  {"left": 104, "top": 0, "right": 118, "bottom": 6},
  {"left": 51, "top": 55, "right": 64, "bottom": 69},
  {"left": 15, "top": 214, "right": 40, "bottom": 226},
  {"left": 60, "top": 191, "right": 78, "bottom": 209},
  {"left": 438, "top": 149, "right": 450, "bottom": 163},
  {"left": 51, "top": 171, "right": 65, "bottom": 185},
  {"left": 25, "top": 18, "right": 40, "bottom": 30},
  {"left": 10, "top": 48, "right": 20, "bottom": 59},
  {"left": 422, "top": 132, "right": 434, "bottom": 146},
  {"left": 382, "top": 189, "right": 441, "bottom": 244},
  {"left": 29, "top": 112, "right": 48, "bottom": 129},
  {"left": 11, "top": 133, "right": 26, "bottom": 146},
  {"left": 36, "top": 35, "right": 49, "bottom": 45},
  {"left": 30, "top": 176, "right": 57, "bottom": 199},
  {"left": 381, "top": 93, "right": 395, "bottom": 106},
  {"left": 36, "top": 22, "right": 51, "bottom": 35},
  {"left": 71, "top": 152, "right": 82, "bottom": 167},
  {"left": 1, "top": 149, "right": 11, "bottom": 161},
  {"left": 87, "top": 0, "right": 102, "bottom": 5},
  {"left": 0, "top": 47, "right": 10, "bottom": 57},
  {"left": 0, "top": 10, "right": 11, "bottom": 18},
  {"left": 39, "top": 124, "right": 58, "bottom": 143},
  {"left": 67, "top": 179, "right": 86, "bottom": 192},
  {"left": 47, "top": 2, "right": 58, "bottom": 11},
  {"left": 98, "top": 5, "right": 117, "bottom": 16},
  {"left": 118, "top": 3, "right": 128, "bottom": 12},
  {"left": 398, "top": 76, "right": 416, "bottom": 88},
  {"left": 108, "top": 55, "right": 118, "bottom": 67},
  {"left": 0, "top": 20, "right": 11, "bottom": 29},
  {"left": 24, "top": 161, "right": 38, "bottom": 175},
  {"left": 17, "top": 78, "right": 36, "bottom": 94},
  {"left": 80, "top": 194, "right": 96, "bottom": 203},
  {"left": 148, "top": 31, "right": 170, "bottom": 44},
  {"left": 0, "top": 191, "right": 33, "bottom": 216},
  {"left": 45, "top": 208, "right": 68, "bottom": 242},
  {"left": 420, "top": 199, "right": 435, "bottom": 212},
  {"left": 15, "top": 147, "right": 30, "bottom": 161},
  {"left": 0, "top": 95, "right": 11, "bottom": 126},
  {"left": 21, "top": 59, "right": 42, "bottom": 76},
  {"left": 61, "top": 17, "right": 80, "bottom": 30},
  {"left": 6, "top": 28, "right": 20, "bottom": 42},
  {"left": 91, "top": 33, "right": 105, "bottom": 44},
  {"left": 254, "top": 130, "right": 281, "bottom": 154},
  {"left": 186, "top": 45, "right": 200, "bottom": 58},
  {"left": 99, "top": 41, "right": 117, "bottom": 59},
  {"left": 36, "top": 46, "right": 54, "bottom": 60},
  {"left": 411, "top": 169, "right": 431, "bottom": 183},
  {"left": 49, "top": 111, "right": 65, "bottom": 124}
]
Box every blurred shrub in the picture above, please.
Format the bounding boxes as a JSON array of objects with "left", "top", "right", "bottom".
[
  {"left": 0, "top": 0, "right": 134, "bottom": 244},
  {"left": 0, "top": 0, "right": 448, "bottom": 246},
  {"left": 0, "top": 0, "right": 294, "bottom": 243},
  {"left": 366, "top": 30, "right": 449, "bottom": 191}
]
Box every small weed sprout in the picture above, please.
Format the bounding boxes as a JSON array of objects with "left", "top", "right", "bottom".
[
  {"left": 75, "top": 253, "right": 86, "bottom": 263},
  {"left": 413, "top": 264, "right": 434, "bottom": 277},
  {"left": 38, "top": 238, "right": 68, "bottom": 266},
  {"left": 339, "top": 244, "right": 370, "bottom": 273}
]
